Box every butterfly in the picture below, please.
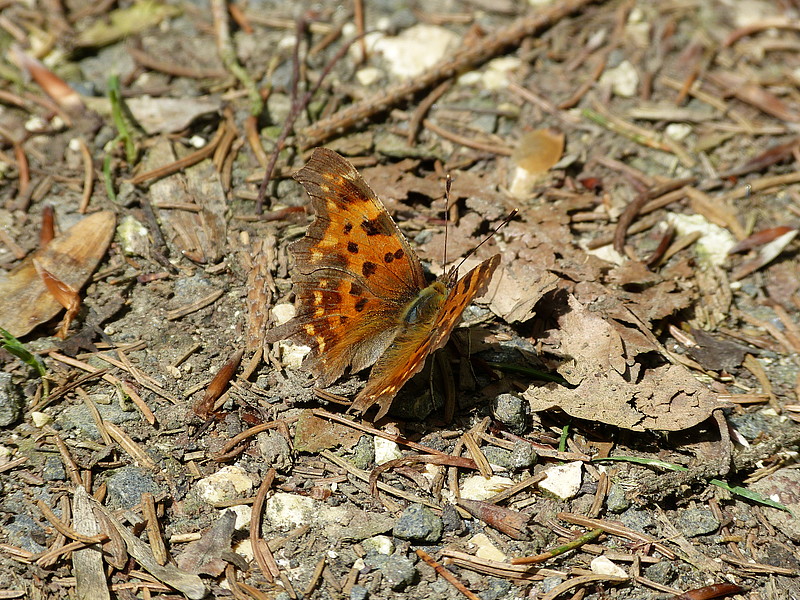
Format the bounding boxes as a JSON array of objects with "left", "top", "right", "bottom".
[{"left": 264, "top": 148, "right": 501, "bottom": 420}]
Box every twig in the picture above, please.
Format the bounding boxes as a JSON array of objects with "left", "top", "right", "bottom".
[
  {"left": 512, "top": 528, "right": 604, "bottom": 564},
  {"left": 300, "top": 0, "right": 603, "bottom": 149},
  {"left": 210, "top": 0, "right": 262, "bottom": 115},
  {"left": 416, "top": 548, "right": 481, "bottom": 600}
]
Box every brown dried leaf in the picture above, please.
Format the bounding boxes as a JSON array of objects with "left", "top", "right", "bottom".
[
  {"left": 175, "top": 510, "right": 236, "bottom": 576},
  {"left": 524, "top": 295, "right": 717, "bottom": 431},
  {"left": 0, "top": 211, "right": 116, "bottom": 337},
  {"left": 293, "top": 409, "right": 362, "bottom": 453}
]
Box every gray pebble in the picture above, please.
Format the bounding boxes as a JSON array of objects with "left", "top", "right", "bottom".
[
  {"left": 644, "top": 559, "right": 674, "bottom": 584},
  {"left": 349, "top": 585, "right": 369, "bottom": 600},
  {"left": 42, "top": 455, "right": 66, "bottom": 481},
  {"left": 104, "top": 466, "right": 164, "bottom": 509},
  {"left": 674, "top": 508, "right": 719, "bottom": 537},
  {"left": 509, "top": 440, "right": 537, "bottom": 469},
  {"left": 619, "top": 507, "right": 654, "bottom": 533},
  {"left": 348, "top": 435, "right": 375, "bottom": 470},
  {"left": 483, "top": 446, "right": 513, "bottom": 470},
  {"left": 0, "top": 373, "right": 24, "bottom": 427},
  {"left": 606, "top": 483, "right": 629, "bottom": 513},
  {"left": 393, "top": 504, "right": 443, "bottom": 543},
  {"left": 379, "top": 554, "right": 417, "bottom": 591},
  {"left": 441, "top": 503, "right": 465, "bottom": 534},
  {"left": 480, "top": 577, "right": 513, "bottom": 600},
  {"left": 492, "top": 394, "right": 529, "bottom": 434}
]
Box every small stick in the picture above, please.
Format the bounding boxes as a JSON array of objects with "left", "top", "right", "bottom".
[
  {"left": 416, "top": 548, "right": 481, "bottom": 600},
  {"left": 300, "top": 0, "right": 602, "bottom": 149}
]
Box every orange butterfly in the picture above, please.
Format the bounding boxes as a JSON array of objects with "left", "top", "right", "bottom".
[{"left": 265, "top": 148, "right": 500, "bottom": 420}]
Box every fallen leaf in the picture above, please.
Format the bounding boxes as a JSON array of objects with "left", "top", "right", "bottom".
[
  {"left": 293, "top": 410, "right": 362, "bottom": 453},
  {"left": 0, "top": 211, "right": 116, "bottom": 337},
  {"left": 524, "top": 295, "right": 718, "bottom": 431}
]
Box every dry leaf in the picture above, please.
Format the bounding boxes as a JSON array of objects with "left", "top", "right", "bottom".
[
  {"left": 0, "top": 211, "right": 116, "bottom": 337},
  {"left": 175, "top": 510, "right": 236, "bottom": 576},
  {"left": 524, "top": 295, "right": 717, "bottom": 431},
  {"left": 293, "top": 410, "right": 362, "bottom": 453}
]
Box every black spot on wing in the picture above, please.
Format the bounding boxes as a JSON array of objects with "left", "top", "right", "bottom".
[
  {"left": 360, "top": 218, "right": 382, "bottom": 236},
  {"left": 362, "top": 261, "right": 377, "bottom": 277},
  {"left": 347, "top": 241, "right": 359, "bottom": 253},
  {"left": 355, "top": 297, "right": 368, "bottom": 312}
]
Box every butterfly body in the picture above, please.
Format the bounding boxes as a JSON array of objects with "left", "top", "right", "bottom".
[{"left": 265, "top": 148, "right": 500, "bottom": 419}]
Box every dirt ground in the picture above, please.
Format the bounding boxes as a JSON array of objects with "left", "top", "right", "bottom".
[{"left": 1, "top": 0, "right": 800, "bottom": 599}]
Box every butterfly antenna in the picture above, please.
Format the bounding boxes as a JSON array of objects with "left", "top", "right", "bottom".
[
  {"left": 442, "top": 174, "right": 452, "bottom": 269},
  {"left": 451, "top": 208, "right": 518, "bottom": 278}
]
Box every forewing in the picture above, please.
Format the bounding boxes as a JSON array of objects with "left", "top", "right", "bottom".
[
  {"left": 351, "top": 254, "right": 501, "bottom": 419},
  {"left": 265, "top": 148, "right": 427, "bottom": 385}
]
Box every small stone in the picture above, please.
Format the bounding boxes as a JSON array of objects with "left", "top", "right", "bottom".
[
  {"left": 355, "top": 67, "right": 382, "bottom": 86},
  {"left": 373, "top": 24, "right": 458, "bottom": 78},
  {"left": 538, "top": 461, "right": 582, "bottom": 500},
  {"left": 374, "top": 437, "right": 403, "bottom": 465},
  {"left": 379, "top": 554, "right": 417, "bottom": 591},
  {"left": 666, "top": 123, "right": 692, "bottom": 141},
  {"left": 30, "top": 411, "right": 52, "bottom": 428},
  {"left": 117, "top": 215, "right": 150, "bottom": 257},
  {"left": 349, "top": 585, "right": 369, "bottom": 600},
  {"left": 42, "top": 455, "right": 66, "bottom": 481},
  {"left": 590, "top": 556, "right": 628, "bottom": 578},
  {"left": 278, "top": 340, "right": 310, "bottom": 370},
  {"left": 509, "top": 440, "right": 537, "bottom": 469},
  {"left": 675, "top": 508, "right": 719, "bottom": 537},
  {"left": 257, "top": 430, "right": 292, "bottom": 472},
  {"left": 492, "top": 394, "right": 529, "bottom": 434},
  {"left": 270, "top": 303, "right": 295, "bottom": 326},
  {"left": 469, "top": 533, "right": 506, "bottom": 562},
  {"left": 606, "top": 482, "right": 630, "bottom": 513},
  {"left": 482, "top": 446, "right": 513, "bottom": 470},
  {"left": 0, "top": 374, "right": 23, "bottom": 427},
  {"left": 600, "top": 59, "right": 639, "bottom": 97},
  {"left": 480, "top": 577, "right": 513, "bottom": 600},
  {"left": 619, "top": 507, "right": 655, "bottom": 533},
  {"left": 393, "top": 504, "right": 442, "bottom": 543},
  {"left": 644, "top": 560, "right": 674, "bottom": 585},
  {"left": 194, "top": 466, "right": 253, "bottom": 504},
  {"left": 348, "top": 434, "right": 375, "bottom": 470},
  {"left": 440, "top": 504, "right": 464, "bottom": 534},
  {"left": 105, "top": 466, "right": 164, "bottom": 510},
  {"left": 460, "top": 475, "right": 514, "bottom": 501},
  {"left": 362, "top": 535, "right": 394, "bottom": 555},
  {"left": 265, "top": 492, "right": 314, "bottom": 529}
]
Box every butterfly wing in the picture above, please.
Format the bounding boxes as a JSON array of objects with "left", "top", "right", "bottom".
[
  {"left": 264, "top": 148, "right": 429, "bottom": 386},
  {"left": 351, "top": 254, "right": 501, "bottom": 419}
]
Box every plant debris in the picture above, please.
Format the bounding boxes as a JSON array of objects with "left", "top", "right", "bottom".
[{"left": 0, "top": 1, "right": 799, "bottom": 599}]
